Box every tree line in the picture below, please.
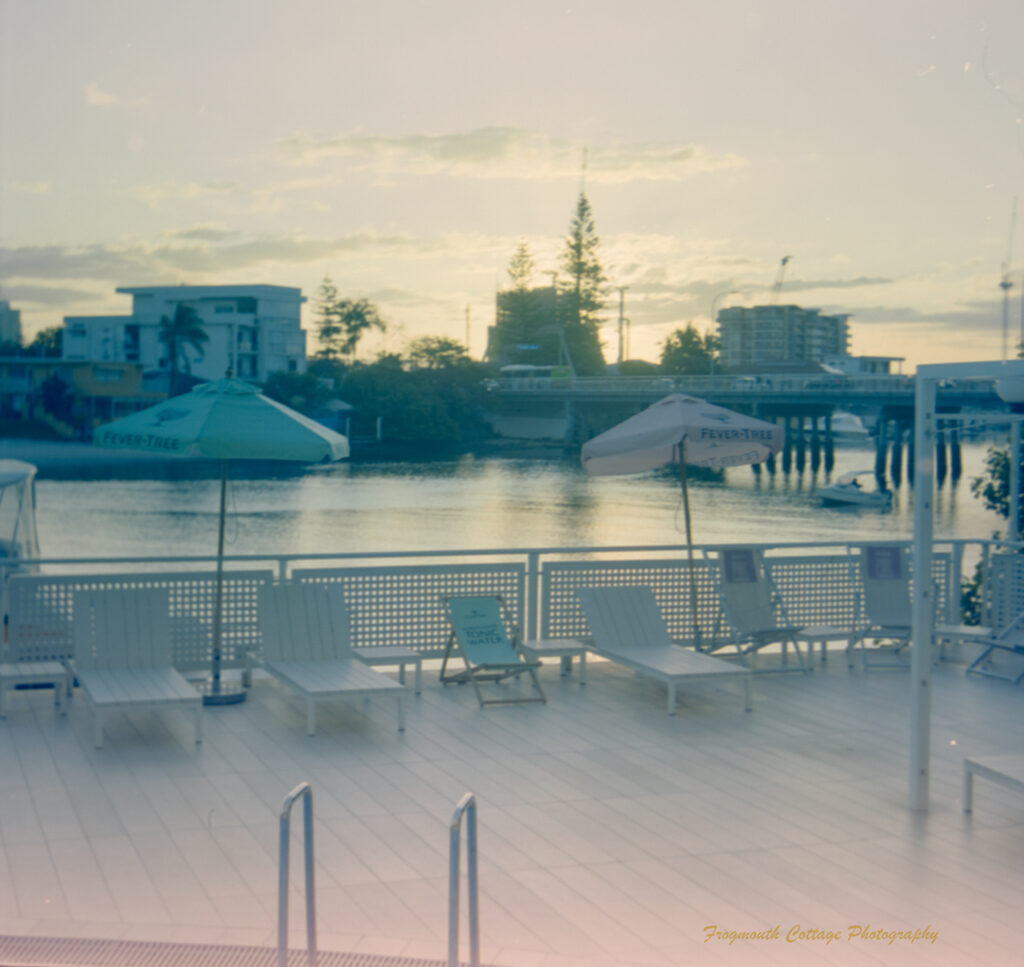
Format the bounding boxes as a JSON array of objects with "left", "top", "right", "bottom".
[{"left": 4, "top": 191, "right": 720, "bottom": 442}]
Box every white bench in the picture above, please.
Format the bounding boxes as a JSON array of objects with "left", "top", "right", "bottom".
[
  {"left": 963, "top": 755, "right": 1024, "bottom": 813},
  {"left": 73, "top": 587, "right": 203, "bottom": 749}
]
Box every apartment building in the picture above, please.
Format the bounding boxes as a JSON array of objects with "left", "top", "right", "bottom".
[
  {"left": 716, "top": 304, "right": 850, "bottom": 371},
  {"left": 62, "top": 284, "right": 307, "bottom": 382}
]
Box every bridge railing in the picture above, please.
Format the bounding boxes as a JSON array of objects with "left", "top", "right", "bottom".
[{"left": 490, "top": 374, "right": 997, "bottom": 400}]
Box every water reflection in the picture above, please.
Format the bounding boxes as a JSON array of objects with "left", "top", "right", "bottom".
[{"left": 34, "top": 444, "right": 1004, "bottom": 561}]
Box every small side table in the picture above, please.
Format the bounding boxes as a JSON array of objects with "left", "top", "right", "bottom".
[
  {"left": 0, "top": 660, "right": 73, "bottom": 718},
  {"left": 519, "top": 639, "right": 588, "bottom": 684},
  {"left": 794, "top": 626, "right": 853, "bottom": 665},
  {"left": 353, "top": 646, "right": 423, "bottom": 694}
]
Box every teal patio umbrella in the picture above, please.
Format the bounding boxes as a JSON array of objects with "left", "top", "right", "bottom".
[{"left": 94, "top": 378, "right": 349, "bottom": 704}]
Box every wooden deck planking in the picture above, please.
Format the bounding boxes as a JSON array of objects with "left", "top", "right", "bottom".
[{"left": 0, "top": 656, "right": 1021, "bottom": 966}]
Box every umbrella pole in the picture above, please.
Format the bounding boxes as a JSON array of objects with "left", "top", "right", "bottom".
[
  {"left": 678, "top": 444, "right": 702, "bottom": 649},
  {"left": 205, "top": 460, "right": 246, "bottom": 705}
]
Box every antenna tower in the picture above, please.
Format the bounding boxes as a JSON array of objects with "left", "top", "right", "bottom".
[
  {"left": 1001, "top": 197, "right": 1018, "bottom": 360},
  {"left": 770, "top": 256, "right": 793, "bottom": 306}
]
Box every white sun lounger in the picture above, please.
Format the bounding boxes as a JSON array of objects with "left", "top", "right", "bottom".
[
  {"left": 255, "top": 583, "right": 406, "bottom": 736},
  {"left": 964, "top": 755, "right": 1024, "bottom": 812},
  {"left": 72, "top": 587, "right": 203, "bottom": 749},
  {"left": 577, "top": 586, "right": 752, "bottom": 715}
]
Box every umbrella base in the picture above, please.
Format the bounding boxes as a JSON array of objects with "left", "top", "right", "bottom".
[{"left": 196, "top": 679, "right": 247, "bottom": 706}]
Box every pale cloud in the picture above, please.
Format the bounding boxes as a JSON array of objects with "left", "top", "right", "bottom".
[
  {"left": 124, "top": 180, "right": 244, "bottom": 209},
  {"left": 0, "top": 284, "right": 103, "bottom": 306},
  {"left": 776, "top": 276, "right": 893, "bottom": 293},
  {"left": 8, "top": 181, "right": 50, "bottom": 194},
  {"left": 0, "top": 232, "right": 443, "bottom": 284},
  {"left": 277, "top": 127, "right": 747, "bottom": 183},
  {"left": 163, "top": 226, "right": 241, "bottom": 243},
  {"left": 84, "top": 82, "right": 146, "bottom": 108}
]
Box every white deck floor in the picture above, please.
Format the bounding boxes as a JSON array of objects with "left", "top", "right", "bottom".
[{"left": 0, "top": 650, "right": 1022, "bottom": 967}]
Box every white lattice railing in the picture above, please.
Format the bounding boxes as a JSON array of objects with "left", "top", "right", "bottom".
[
  {"left": 538, "top": 548, "right": 956, "bottom": 647},
  {"left": 0, "top": 539, "right": 1013, "bottom": 667},
  {"left": 6, "top": 570, "right": 274, "bottom": 670},
  {"left": 294, "top": 563, "right": 526, "bottom": 655}
]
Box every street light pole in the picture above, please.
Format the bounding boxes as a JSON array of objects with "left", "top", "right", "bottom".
[{"left": 617, "top": 286, "right": 629, "bottom": 366}]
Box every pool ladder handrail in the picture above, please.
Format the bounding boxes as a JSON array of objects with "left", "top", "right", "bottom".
[
  {"left": 448, "top": 792, "right": 480, "bottom": 967},
  {"left": 279, "top": 782, "right": 317, "bottom": 967}
]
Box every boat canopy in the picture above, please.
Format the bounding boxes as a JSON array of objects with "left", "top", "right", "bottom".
[
  {"left": 0, "top": 460, "right": 41, "bottom": 566},
  {"left": 833, "top": 469, "right": 874, "bottom": 486}
]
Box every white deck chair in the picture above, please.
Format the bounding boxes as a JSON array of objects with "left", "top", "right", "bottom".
[
  {"left": 72, "top": 587, "right": 203, "bottom": 749},
  {"left": 441, "top": 595, "right": 546, "bottom": 707},
  {"left": 714, "top": 548, "right": 844, "bottom": 673},
  {"left": 577, "top": 586, "right": 752, "bottom": 715},
  {"left": 254, "top": 583, "right": 406, "bottom": 735},
  {"left": 850, "top": 544, "right": 913, "bottom": 669}
]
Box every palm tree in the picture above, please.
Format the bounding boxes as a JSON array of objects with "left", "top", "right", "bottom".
[{"left": 158, "top": 304, "right": 209, "bottom": 395}]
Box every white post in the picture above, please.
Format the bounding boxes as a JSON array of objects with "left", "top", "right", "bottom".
[
  {"left": 910, "top": 375, "right": 936, "bottom": 810},
  {"left": 1011, "top": 420, "right": 1022, "bottom": 540}
]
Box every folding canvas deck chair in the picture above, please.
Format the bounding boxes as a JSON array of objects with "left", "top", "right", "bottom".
[
  {"left": 254, "top": 583, "right": 406, "bottom": 735},
  {"left": 72, "top": 587, "right": 203, "bottom": 749},
  {"left": 850, "top": 544, "right": 913, "bottom": 669},
  {"left": 577, "top": 586, "right": 752, "bottom": 715},
  {"left": 441, "top": 595, "right": 546, "bottom": 707},
  {"left": 714, "top": 547, "right": 844, "bottom": 673},
  {"left": 937, "top": 552, "right": 1024, "bottom": 682},
  {"left": 964, "top": 615, "right": 1024, "bottom": 684}
]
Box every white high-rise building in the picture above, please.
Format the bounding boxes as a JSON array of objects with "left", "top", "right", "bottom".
[
  {"left": 716, "top": 304, "right": 850, "bottom": 371},
  {"left": 62, "top": 285, "right": 307, "bottom": 382},
  {"left": 0, "top": 300, "right": 22, "bottom": 346}
]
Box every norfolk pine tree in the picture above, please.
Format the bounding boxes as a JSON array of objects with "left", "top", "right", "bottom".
[{"left": 558, "top": 192, "right": 607, "bottom": 375}]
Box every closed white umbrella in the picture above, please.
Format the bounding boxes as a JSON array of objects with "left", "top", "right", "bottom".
[
  {"left": 95, "top": 378, "right": 349, "bottom": 703},
  {"left": 581, "top": 394, "right": 783, "bottom": 644}
]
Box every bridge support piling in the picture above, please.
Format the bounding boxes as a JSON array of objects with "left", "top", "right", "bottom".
[
  {"left": 936, "top": 422, "right": 948, "bottom": 485},
  {"left": 795, "top": 417, "right": 806, "bottom": 473},
  {"left": 810, "top": 417, "right": 821, "bottom": 473},
  {"left": 782, "top": 418, "right": 793, "bottom": 474},
  {"left": 875, "top": 418, "right": 888, "bottom": 485},
  {"left": 824, "top": 413, "right": 835, "bottom": 473},
  {"left": 890, "top": 424, "right": 904, "bottom": 486},
  {"left": 950, "top": 425, "right": 962, "bottom": 480}
]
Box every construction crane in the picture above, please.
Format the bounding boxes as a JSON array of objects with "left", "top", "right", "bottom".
[
  {"left": 1001, "top": 197, "right": 1018, "bottom": 360},
  {"left": 770, "top": 255, "right": 793, "bottom": 306}
]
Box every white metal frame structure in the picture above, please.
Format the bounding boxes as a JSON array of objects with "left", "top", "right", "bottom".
[{"left": 911, "top": 358, "right": 1024, "bottom": 810}]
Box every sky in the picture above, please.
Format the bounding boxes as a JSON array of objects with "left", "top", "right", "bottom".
[{"left": 2, "top": 0, "right": 1023, "bottom": 371}]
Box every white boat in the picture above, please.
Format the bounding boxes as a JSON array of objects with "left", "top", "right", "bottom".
[
  {"left": 830, "top": 410, "right": 871, "bottom": 446},
  {"left": 817, "top": 469, "right": 892, "bottom": 509},
  {"left": 0, "top": 459, "right": 41, "bottom": 571}
]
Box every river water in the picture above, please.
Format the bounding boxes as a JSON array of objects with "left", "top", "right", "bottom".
[{"left": 25, "top": 440, "right": 1005, "bottom": 562}]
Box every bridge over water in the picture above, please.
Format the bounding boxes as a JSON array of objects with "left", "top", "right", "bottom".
[{"left": 485, "top": 373, "right": 1008, "bottom": 479}]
